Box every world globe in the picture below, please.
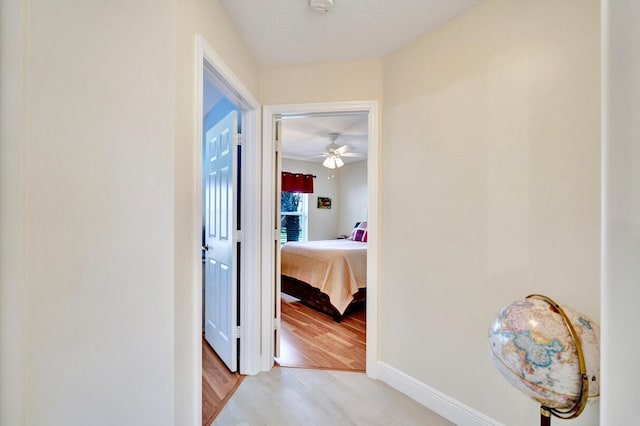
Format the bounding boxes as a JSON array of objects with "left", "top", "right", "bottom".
[{"left": 488, "top": 294, "right": 600, "bottom": 421}]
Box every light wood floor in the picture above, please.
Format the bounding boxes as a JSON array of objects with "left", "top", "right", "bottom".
[
  {"left": 202, "top": 336, "right": 243, "bottom": 425},
  {"left": 276, "top": 294, "right": 366, "bottom": 371},
  {"left": 203, "top": 295, "right": 366, "bottom": 424},
  {"left": 213, "top": 367, "right": 455, "bottom": 426}
]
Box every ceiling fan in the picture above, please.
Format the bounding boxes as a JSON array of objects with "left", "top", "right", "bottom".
[{"left": 320, "top": 133, "right": 363, "bottom": 169}]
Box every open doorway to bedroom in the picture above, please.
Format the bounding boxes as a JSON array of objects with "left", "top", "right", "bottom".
[
  {"left": 277, "top": 113, "right": 369, "bottom": 371},
  {"left": 261, "top": 101, "right": 379, "bottom": 376}
]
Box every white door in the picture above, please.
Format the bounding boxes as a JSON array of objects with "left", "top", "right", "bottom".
[{"left": 204, "top": 110, "right": 240, "bottom": 372}]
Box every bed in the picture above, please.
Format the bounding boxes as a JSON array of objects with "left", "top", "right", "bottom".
[{"left": 280, "top": 238, "right": 367, "bottom": 321}]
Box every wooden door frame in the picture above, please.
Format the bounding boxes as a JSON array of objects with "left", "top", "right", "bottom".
[
  {"left": 261, "top": 101, "right": 380, "bottom": 377},
  {"left": 193, "top": 34, "right": 262, "bottom": 422}
]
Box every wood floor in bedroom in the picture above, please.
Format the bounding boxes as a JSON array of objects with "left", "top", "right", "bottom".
[{"left": 276, "top": 293, "right": 366, "bottom": 371}]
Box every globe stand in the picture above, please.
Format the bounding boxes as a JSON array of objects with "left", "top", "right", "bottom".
[{"left": 540, "top": 407, "right": 551, "bottom": 426}]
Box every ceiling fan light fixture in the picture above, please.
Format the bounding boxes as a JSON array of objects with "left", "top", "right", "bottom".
[
  {"left": 323, "top": 156, "right": 336, "bottom": 169},
  {"left": 309, "top": 0, "right": 334, "bottom": 14},
  {"left": 322, "top": 154, "right": 344, "bottom": 169}
]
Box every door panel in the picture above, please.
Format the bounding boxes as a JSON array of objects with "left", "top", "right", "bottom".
[{"left": 204, "top": 110, "right": 239, "bottom": 372}]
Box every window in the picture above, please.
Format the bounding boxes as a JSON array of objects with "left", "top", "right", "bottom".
[{"left": 281, "top": 192, "right": 308, "bottom": 245}]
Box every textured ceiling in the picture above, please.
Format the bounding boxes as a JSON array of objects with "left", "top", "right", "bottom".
[
  {"left": 281, "top": 113, "right": 368, "bottom": 165},
  {"left": 213, "top": 0, "right": 482, "bottom": 164},
  {"left": 219, "top": 0, "right": 482, "bottom": 65}
]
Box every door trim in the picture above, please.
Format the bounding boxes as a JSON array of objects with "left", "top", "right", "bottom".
[
  {"left": 261, "top": 101, "right": 380, "bottom": 376},
  {"left": 194, "top": 34, "right": 261, "bottom": 424}
]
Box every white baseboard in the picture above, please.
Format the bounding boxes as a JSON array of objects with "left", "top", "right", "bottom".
[{"left": 376, "top": 362, "right": 502, "bottom": 426}]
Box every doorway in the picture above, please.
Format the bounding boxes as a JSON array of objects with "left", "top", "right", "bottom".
[
  {"left": 261, "top": 101, "right": 379, "bottom": 376},
  {"left": 276, "top": 113, "right": 369, "bottom": 371}
]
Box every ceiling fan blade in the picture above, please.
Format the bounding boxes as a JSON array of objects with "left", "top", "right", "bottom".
[
  {"left": 340, "top": 152, "right": 365, "bottom": 158},
  {"left": 335, "top": 144, "right": 350, "bottom": 155}
]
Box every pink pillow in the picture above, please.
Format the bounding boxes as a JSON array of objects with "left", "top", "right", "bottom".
[
  {"left": 348, "top": 222, "right": 360, "bottom": 240},
  {"left": 352, "top": 221, "right": 367, "bottom": 242}
]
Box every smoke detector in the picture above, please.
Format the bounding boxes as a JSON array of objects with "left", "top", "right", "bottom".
[{"left": 309, "top": 0, "right": 334, "bottom": 14}]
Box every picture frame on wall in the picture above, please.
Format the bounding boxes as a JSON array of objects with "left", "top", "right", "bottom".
[{"left": 317, "top": 197, "right": 332, "bottom": 209}]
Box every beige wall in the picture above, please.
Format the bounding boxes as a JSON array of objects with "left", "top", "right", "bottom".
[
  {"left": 259, "top": 59, "right": 383, "bottom": 104},
  {"left": 0, "top": 0, "right": 26, "bottom": 424},
  {"left": 175, "top": 0, "right": 259, "bottom": 424},
  {"left": 380, "top": 1, "right": 600, "bottom": 425},
  {"left": 0, "top": 0, "right": 259, "bottom": 424},
  {"left": 338, "top": 160, "right": 368, "bottom": 236},
  {"left": 602, "top": 1, "right": 640, "bottom": 423},
  {"left": 22, "top": 1, "right": 176, "bottom": 424}
]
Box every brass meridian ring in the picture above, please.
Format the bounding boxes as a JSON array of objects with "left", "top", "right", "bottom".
[{"left": 525, "top": 294, "right": 590, "bottom": 420}]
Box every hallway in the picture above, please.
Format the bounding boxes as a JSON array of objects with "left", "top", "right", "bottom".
[{"left": 213, "top": 367, "right": 454, "bottom": 425}]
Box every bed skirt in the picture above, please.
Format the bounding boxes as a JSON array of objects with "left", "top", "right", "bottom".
[{"left": 281, "top": 275, "right": 366, "bottom": 322}]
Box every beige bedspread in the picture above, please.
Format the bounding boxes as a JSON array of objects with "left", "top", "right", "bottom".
[{"left": 281, "top": 239, "right": 367, "bottom": 315}]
